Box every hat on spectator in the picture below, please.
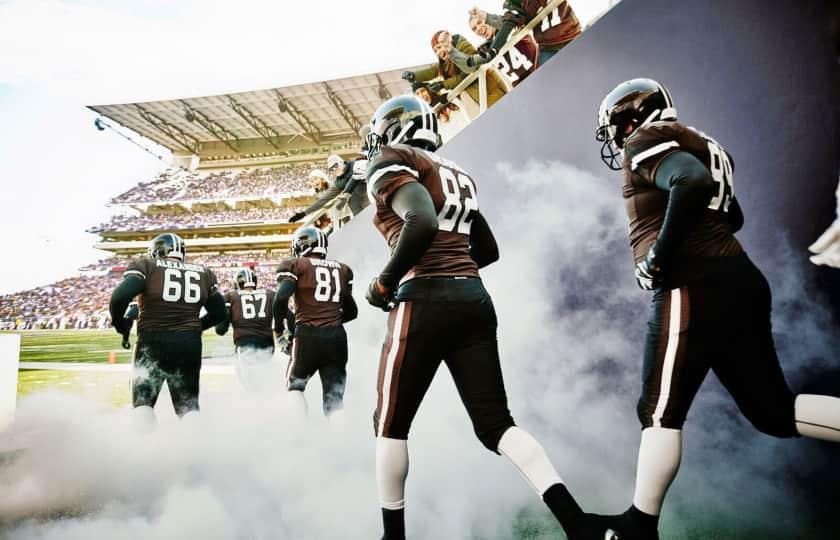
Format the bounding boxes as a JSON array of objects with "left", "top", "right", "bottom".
[
  {"left": 326, "top": 154, "right": 344, "bottom": 172},
  {"left": 308, "top": 169, "right": 328, "bottom": 182}
]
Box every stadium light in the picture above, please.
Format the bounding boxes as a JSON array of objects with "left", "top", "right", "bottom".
[
  {"left": 94, "top": 117, "right": 106, "bottom": 131},
  {"left": 377, "top": 85, "right": 389, "bottom": 100},
  {"left": 184, "top": 110, "right": 196, "bottom": 123},
  {"left": 277, "top": 98, "right": 288, "bottom": 113}
]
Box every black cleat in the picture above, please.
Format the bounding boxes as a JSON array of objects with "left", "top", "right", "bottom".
[
  {"left": 597, "top": 506, "right": 659, "bottom": 540},
  {"left": 566, "top": 513, "right": 621, "bottom": 540}
]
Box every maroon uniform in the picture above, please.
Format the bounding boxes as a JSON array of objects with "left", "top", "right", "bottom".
[
  {"left": 505, "top": 0, "right": 581, "bottom": 50},
  {"left": 367, "top": 144, "right": 480, "bottom": 284},
  {"left": 622, "top": 121, "right": 743, "bottom": 264},
  {"left": 224, "top": 288, "right": 276, "bottom": 342},
  {"left": 125, "top": 257, "right": 218, "bottom": 333},
  {"left": 491, "top": 33, "right": 538, "bottom": 86},
  {"left": 276, "top": 257, "right": 354, "bottom": 327}
]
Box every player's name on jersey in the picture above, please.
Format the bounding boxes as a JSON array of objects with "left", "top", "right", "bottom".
[
  {"left": 238, "top": 289, "right": 268, "bottom": 294},
  {"left": 153, "top": 259, "right": 206, "bottom": 272},
  {"left": 309, "top": 259, "right": 342, "bottom": 269}
]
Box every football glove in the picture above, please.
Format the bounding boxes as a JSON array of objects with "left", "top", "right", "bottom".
[
  {"left": 366, "top": 277, "right": 395, "bottom": 312},
  {"left": 634, "top": 248, "right": 663, "bottom": 291},
  {"left": 401, "top": 71, "right": 416, "bottom": 82},
  {"left": 289, "top": 211, "right": 305, "bottom": 223},
  {"left": 428, "top": 81, "right": 445, "bottom": 92},
  {"left": 121, "top": 333, "right": 131, "bottom": 350},
  {"left": 276, "top": 332, "right": 293, "bottom": 355}
]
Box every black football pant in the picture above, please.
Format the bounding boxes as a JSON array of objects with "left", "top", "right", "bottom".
[
  {"left": 133, "top": 331, "right": 202, "bottom": 417},
  {"left": 638, "top": 254, "right": 797, "bottom": 437},
  {"left": 286, "top": 324, "right": 347, "bottom": 416},
  {"left": 373, "top": 277, "right": 515, "bottom": 452}
]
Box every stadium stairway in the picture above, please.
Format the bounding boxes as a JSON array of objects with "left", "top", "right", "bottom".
[{"left": 329, "top": 0, "right": 840, "bottom": 535}]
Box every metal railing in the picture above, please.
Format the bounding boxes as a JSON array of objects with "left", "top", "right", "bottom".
[{"left": 436, "top": 0, "right": 567, "bottom": 117}]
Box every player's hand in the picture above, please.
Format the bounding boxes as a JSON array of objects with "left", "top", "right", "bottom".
[
  {"left": 366, "top": 277, "right": 395, "bottom": 312},
  {"left": 121, "top": 333, "right": 131, "bottom": 350},
  {"left": 634, "top": 249, "right": 663, "bottom": 291},
  {"left": 289, "top": 211, "right": 306, "bottom": 223},
  {"left": 401, "top": 71, "right": 416, "bottom": 82}
]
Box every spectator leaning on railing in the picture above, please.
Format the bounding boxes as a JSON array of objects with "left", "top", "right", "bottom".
[
  {"left": 402, "top": 30, "right": 507, "bottom": 116},
  {"left": 473, "top": 1, "right": 581, "bottom": 67},
  {"left": 468, "top": 7, "right": 538, "bottom": 87}
]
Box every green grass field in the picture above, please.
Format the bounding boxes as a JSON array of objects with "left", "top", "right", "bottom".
[
  {"left": 6, "top": 329, "right": 238, "bottom": 402},
  {"left": 8, "top": 329, "right": 235, "bottom": 364}
]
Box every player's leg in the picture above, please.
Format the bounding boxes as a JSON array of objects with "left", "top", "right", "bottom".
[
  {"left": 444, "top": 284, "right": 613, "bottom": 539},
  {"left": 319, "top": 327, "right": 348, "bottom": 417},
  {"left": 286, "top": 328, "right": 318, "bottom": 416},
  {"left": 374, "top": 301, "right": 442, "bottom": 540},
  {"left": 712, "top": 263, "right": 840, "bottom": 442},
  {"left": 166, "top": 332, "right": 202, "bottom": 417},
  {"left": 131, "top": 339, "right": 165, "bottom": 427},
  {"left": 614, "top": 287, "right": 711, "bottom": 540}
]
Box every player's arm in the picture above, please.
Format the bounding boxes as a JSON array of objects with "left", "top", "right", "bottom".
[
  {"left": 488, "top": 9, "right": 524, "bottom": 53},
  {"left": 109, "top": 272, "right": 145, "bottom": 336},
  {"left": 470, "top": 211, "right": 499, "bottom": 268},
  {"left": 272, "top": 267, "right": 297, "bottom": 329},
  {"left": 648, "top": 151, "right": 716, "bottom": 266},
  {"left": 341, "top": 268, "right": 358, "bottom": 323},
  {"left": 201, "top": 291, "right": 227, "bottom": 330},
  {"left": 215, "top": 298, "right": 231, "bottom": 336},
  {"left": 377, "top": 182, "right": 439, "bottom": 289},
  {"left": 300, "top": 182, "right": 344, "bottom": 215}
]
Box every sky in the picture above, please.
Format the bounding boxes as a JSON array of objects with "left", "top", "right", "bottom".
[{"left": 0, "top": 0, "right": 613, "bottom": 295}]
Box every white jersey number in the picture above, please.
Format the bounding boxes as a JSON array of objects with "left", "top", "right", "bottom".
[
  {"left": 162, "top": 269, "right": 201, "bottom": 304},
  {"left": 706, "top": 140, "right": 734, "bottom": 212},
  {"left": 241, "top": 293, "right": 267, "bottom": 319},
  {"left": 314, "top": 267, "right": 342, "bottom": 302},
  {"left": 540, "top": 7, "right": 562, "bottom": 32},
  {"left": 437, "top": 167, "right": 478, "bottom": 234}
]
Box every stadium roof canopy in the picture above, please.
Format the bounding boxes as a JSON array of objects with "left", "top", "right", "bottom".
[{"left": 88, "top": 65, "right": 423, "bottom": 164}]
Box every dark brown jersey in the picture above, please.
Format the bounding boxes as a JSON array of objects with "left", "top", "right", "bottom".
[
  {"left": 224, "top": 288, "right": 276, "bottom": 341},
  {"left": 505, "top": 0, "right": 581, "bottom": 49},
  {"left": 622, "top": 121, "right": 743, "bottom": 263},
  {"left": 491, "top": 34, "right": 538, "bottom": 86},
  {"left": 367, "top": 144, "right": 480, "bottom": 283},
  {"left": 125, "top": 257, "right": 218, "bottom": 333},
  {"left": 276, "top": 257, "right": 353, "bottom": 327}
]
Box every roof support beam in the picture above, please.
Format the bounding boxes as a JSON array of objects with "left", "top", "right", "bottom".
[
  {"left": 375, "top": 74, "right": 392, "bottom": 100},
  {"left": 227, "top": 97, "right": 283, "bottom": 150},
  {"left": 274, "top": 90, "right": 322, "bottom": 145},
  {"left": 135, "top": 106, "right": 201, "bottom": 155},
  {"left": 179, "top": 101, "right": 240, "bottom": 154},
  {"left": 322, "top": 82, "right": 363, "bottom": 134}
]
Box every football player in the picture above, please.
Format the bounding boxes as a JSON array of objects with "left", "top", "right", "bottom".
[
  {"left": 274, "top": 227, "right": 357, "bottom": 417},
  {"left": 594, "top": 78, "right": 840, "bottom": 539},
  {"left": 215, "top": 268, "right": 279, "bottom": 392},
  {"left": 109, "top": 233, "right": 226, "bottom": 419},
  {"left": 365, "top": 95, "right": 616, "bottom": 540},
  {"left": 473, "top": 1, "right": 581, "bottom": 66}
]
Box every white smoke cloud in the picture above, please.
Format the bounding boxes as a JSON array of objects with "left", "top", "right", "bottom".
[{"left": 2, "top": 160, "right": 838, "bottom": 539}]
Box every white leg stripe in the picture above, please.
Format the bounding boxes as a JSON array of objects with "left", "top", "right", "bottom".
[
  {"left": 286, "top": 338, "right": 298, "bottom": 390},
  {"left": 378, "top": 302, "right": 406, "bottom": 435},
  {"left": 652, "top": 289, "right": 682, "bottom": 427}
]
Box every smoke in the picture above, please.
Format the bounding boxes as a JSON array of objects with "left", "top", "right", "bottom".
[{"left": 2, "top": 160, "right": 839, "bottom": 539}]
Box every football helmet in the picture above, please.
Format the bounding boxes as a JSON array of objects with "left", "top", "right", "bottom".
[
  {"left": 366, "top": 95, "right": 440, "bottom": 158},
  {"left": 148, "top": 233, "right": 185, "bottom": 261},
  {"left": 291, "top": 226, "right": 328, "bottom": 257},
  {"left": 235, "top": 268, "right": 257, "bottom": 290},
  {"left": 595, "top": 78, "right": 677, "bottom": 170}
]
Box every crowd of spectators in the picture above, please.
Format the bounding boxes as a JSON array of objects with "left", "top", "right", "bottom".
[
  {"left": 88, "top": 206, "right": 306, "bottom": 233},
  {"left": 0, "top": 252, "right": 291, "bottom": 330},
  {"left": 111, "top": 163, "right": 317, "bottom": 205}
]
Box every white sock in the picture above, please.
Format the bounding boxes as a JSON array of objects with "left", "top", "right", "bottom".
[
  {"left": 795, "top": 394, "right": 840, "bottom": 442},
  {"left": 497, "top": 426, "right": 563, "bottom": 496},
  {"left": 632, "top": 427, "right": 682, "bottom": 516},
  {"left": 376, "top": 437, "right": 408, "bottom": 510},
  {"left": 131, "top": 405, "right": 156, "bottom": 434},
  {"left": 287, "top": 390, "right": 307, "bottom": 417}
]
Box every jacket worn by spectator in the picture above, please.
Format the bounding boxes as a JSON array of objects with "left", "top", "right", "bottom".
[
  {"left": 413, "top": 34, "right": 507, "bottom": 108},
  {"left": 302, "top": 159, "right": 369, "bottom": 216}
]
